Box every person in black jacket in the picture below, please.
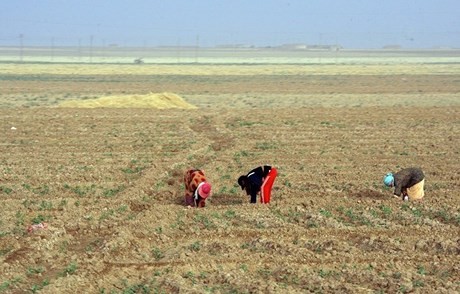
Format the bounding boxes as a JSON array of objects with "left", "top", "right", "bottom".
[
  {"left": 238, "top": 165, "right": 278, "bottom": 204},
  {"left": 383, "top": 167, "right": 425, "bottom": 201}
]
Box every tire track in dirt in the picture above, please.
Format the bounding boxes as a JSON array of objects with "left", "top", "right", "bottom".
[{"left": 113, "top": 111, "right": 237, "bottom": 206}]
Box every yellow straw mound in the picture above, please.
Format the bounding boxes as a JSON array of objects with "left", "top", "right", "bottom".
[{"left": 59, "top": 92, "right": 197, "bottom": 109}]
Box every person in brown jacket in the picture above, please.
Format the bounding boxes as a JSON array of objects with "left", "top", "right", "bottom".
[
  {"left": 383, "top": 167, "right": 425, "bottom": 201},
  {"left": 184, "top": 169, "right": 211, "bottom": 208}
]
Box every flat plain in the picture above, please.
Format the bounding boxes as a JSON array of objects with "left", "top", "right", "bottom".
[{"left": 0, "top": 48, "right": 459, "bottom": 293}]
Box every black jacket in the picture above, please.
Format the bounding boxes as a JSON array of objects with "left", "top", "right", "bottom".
[{"left": 245, "top": 165, "right": 272, "bottom": 203}]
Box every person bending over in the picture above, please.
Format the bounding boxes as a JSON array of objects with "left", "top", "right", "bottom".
[
  {"left": 184, "top": 169, "right": 211, "bottom": 208},
  {"left": 238, "top": 165, "right": 277, "bottom": 204},
  {"left": 383, "top": 167, "right": 425, "bottom": 201}
]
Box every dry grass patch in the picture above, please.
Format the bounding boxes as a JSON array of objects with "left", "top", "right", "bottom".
[{"left": 3, "top": 63, "right": 460, "bottom": 76}]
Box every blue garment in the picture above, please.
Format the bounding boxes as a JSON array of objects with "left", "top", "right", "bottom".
[{"left": 383, "top": 173, "right": 394, "bottom": 187}]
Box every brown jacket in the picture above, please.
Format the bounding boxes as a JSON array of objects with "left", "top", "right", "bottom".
[
  {"left": 184, "top": 169, "right": 208, "bottom": 207},
  {"left": 393, "top": 167, "right": 425, "bottom": 196}
]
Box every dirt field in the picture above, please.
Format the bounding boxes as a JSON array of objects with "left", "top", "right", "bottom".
[{"left": 0, "top": 55, "right": 459, "bottom": 293}]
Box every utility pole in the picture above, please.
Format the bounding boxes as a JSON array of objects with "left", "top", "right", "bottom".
[
  {"left": 19, "top": 33, "right": 24, "bottom": 62},
  {"left": 195, "top": 34, "right": 199, "bottom": 63},
  {"left": 177, "top": 38, "right": 181, "bottom": 63},
  {"left": 90, "top": 35, "right": 94, "bottom": 63},
  {"left": 51, "top": 37, "right": 55, "bottom": 62},
  {"left": 78, "top": 38, "right": 82, "bottom": 60}
]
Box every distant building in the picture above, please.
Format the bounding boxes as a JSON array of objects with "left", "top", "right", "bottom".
[
  {"left": 279, "top": 43, "right": 308, "bottom": 50},
  {"left": 382, "top": 45, "right": 402, "bottom": 50},
  {"left": 279, "top": 44, "right": 342, "bottom": 51},
  {"left": 215, "top": 44, "right": 255, "bottom": 49}
]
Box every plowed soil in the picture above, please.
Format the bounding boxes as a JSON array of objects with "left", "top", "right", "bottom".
[{"left": 0, "top": 61, "right": 459, "bottom": 293}]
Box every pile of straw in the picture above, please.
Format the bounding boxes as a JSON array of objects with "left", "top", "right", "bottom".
[{"left": 59, "top": 92, "right": 196, "bottom": 109}]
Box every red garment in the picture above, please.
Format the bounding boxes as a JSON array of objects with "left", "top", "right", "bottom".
[
  {"left": 260, "top": 168, "right": 277, "bottom": 204},
  {"left": 184, "top": 169, "right": 208, "bottom": 207}
]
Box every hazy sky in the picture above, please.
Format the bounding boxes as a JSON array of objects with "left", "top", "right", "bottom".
[{"left": 1, "top": 0, "right": 459, "bottom": 48}]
